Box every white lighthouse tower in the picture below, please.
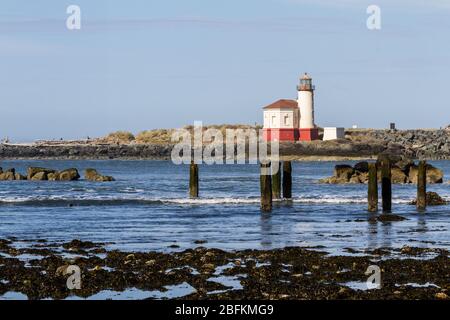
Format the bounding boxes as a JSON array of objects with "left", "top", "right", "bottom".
[{"left": 297, "top": 73, "right": 319, "bottom": 141}]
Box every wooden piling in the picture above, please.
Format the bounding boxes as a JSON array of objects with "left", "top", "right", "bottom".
[
  {"left": 189, "top": 161, "right": 199, "bottom": 198},
  {"left": 272, "top": 162, "right": 281, "bottom": 199},
  {"left": 368, "top": 163, "right": 378, "bottom": 212},
  {"left": 260, "top": 163, "right": 272, "bottom": 211},
  {"left": 417, "top": 160, "right": 427, "bottom": 210},
  {"left": 381, "top": 159, "right": 392, "bottom": 212},
  {"left": 282, "top": 161, "right": 292, "bottom": 199}
]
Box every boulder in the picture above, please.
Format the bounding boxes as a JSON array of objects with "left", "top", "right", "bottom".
[
  {"left": 319, "top": 176, "right": 340, "bottom": 184},
  {"left": 27, "top": 167, "right": 56, "bottom": 180},
  {"left": 395, "top": 158, "right": 415, "bottom": 174},
  {"left": 30, "top": 171, "right": 47, "bottom": 181},
  {"left": 320, "top": 160, "right": 444, "bottom": 185},
  {"left": 357, "top": 172, "right": 369, "bottom": 183},
  {"left": 58, "top": 168, "right": 80, "bottom": 181},
  {"left": 408, "top": 164, "right": 443, "bottom": 184},
  {"left": 334, "top": 165, "right": 354, "bottom": 180},
  {"left": 354, "top": 161, "right": 369, "bottom": 173},
  {"left": 0, "top": 169, "right": 16, "bottom": 180},
  {"left": 411, "top": 192, "right": 447, "bottom": 206},
  {"left": 47, "top": 172, "right": 59, "bottom": 181},
  {"left": 0, "top": 173, "right": 12, "bottom": 180},
  {"left": 84, "top": 168, "right": 115, "bottom": 182},
  {"left": 349, "top": 175, "right": 361, "bottom": 184},
  {"left": 14, "top": 173, "right": 26, "bottom": 180},
  {"left": 391, "top": 167, "right": 408, "bottom": 184}
]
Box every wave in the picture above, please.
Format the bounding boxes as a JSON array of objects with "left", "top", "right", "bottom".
[{"left": 0, "top": 195, "right": 439, "bottom": 206}]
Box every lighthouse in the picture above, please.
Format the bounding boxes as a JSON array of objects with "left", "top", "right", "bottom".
[
  {"left": 297, "top": 73, "right": 319, "bottom": 141},
  {"left": 262, "top": 72, "right": 320, "bottom": 142}
]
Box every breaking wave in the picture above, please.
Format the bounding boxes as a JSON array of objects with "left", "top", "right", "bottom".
[{"left": 0, "top": 195, "right": 433, "bottom": 206}]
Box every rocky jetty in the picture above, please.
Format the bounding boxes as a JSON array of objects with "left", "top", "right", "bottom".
[
  {"left": 0, "top": 167, "right": 113, "bottom": 182},
  {"left": 27, "top": 167, "right": 80, "bottom": 181},
  {"left": 0, "top": 128, "right": 449, "bottom": 160},
  {"left": 347, "top": 129, "right": 450, "bottom": 160},
  {"left": 0, "top": 143, "right": 172, "bottom": 160},
  {"left": 319, "top": 156, "right": 444, "bottom": 184},
  {"left": 84, "top": 169, "right": 115, "bottom": 182}
]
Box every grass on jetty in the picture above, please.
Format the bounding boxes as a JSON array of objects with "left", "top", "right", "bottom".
[{"left": 98, "top": 125, "right": 263, "bottom": 145}]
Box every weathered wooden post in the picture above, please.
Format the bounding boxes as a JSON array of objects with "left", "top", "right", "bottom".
[
  {"left": 189, "top": 161, "right": 199, "bottom": 198},
  {"left": 272, "top": 162, "right": 281, "bottom": 199},
  {"left": 381, "top": 159, "right": 392, "bottom": 212},
  {"left": 417, "top": 160, "right": 427, "bottom": 210},
  {"left": 282, "top": 161, "right": 292, "bottom": 199},
  {"left": 260, "top": 163, "right": 272, "bottom": 211},
  {"left": 368, "top": 163, "right": 378, "bottom": 212}
]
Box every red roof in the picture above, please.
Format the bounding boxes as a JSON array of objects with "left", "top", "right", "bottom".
[{"left": 263, "top": 99, "right": 298, "bottom": 109}]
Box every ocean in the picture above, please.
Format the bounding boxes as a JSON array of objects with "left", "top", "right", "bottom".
[{"left": 0, "top": 160, "right": 449, "bottom": 254}]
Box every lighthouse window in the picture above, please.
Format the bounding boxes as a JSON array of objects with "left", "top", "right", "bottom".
[
  {"left": 271, "top": 115, "right": 277, "bottom": 126},
  {"left": 284, "top": 115, "right": 290, "bottom": 126}
]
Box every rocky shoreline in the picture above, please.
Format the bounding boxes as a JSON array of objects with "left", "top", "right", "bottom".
[
  {"left": 319, "top": 156, "right": 445, "bottom": 184},
  {"left": 0, "top": 167, "right": 114, "bottom": 182},
  {"left": 0, "top": 238, "right": 448, "bottom": 300},
  {"left": 1, "top": 129, "right": 449, "bottom": 160},
  {"left": 347, "top": 128, "right": 450, "bottom": 160}
]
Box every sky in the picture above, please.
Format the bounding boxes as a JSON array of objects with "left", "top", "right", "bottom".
[{"left": 0, "top": 0, "right": 449, "bottom": 141}]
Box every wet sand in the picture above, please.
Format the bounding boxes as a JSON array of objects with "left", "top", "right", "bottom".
[{"left": 0, "top": 238, "right": 448, "bottom": 300}]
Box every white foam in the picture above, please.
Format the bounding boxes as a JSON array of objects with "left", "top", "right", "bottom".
[{"left": 0, "top": 195, "right": 447, "bottom": 205}]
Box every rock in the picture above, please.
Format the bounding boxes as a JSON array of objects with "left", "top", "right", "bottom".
[
  {"left": 201, "top": 263, "right": 216, "bottom": 273},
  {"left": 334, "top": 165, "right": 354, "bottom": 180},
  {"left": 435, "top": 292, "right": 449, "bottom": 300},
  {"left": 354, "top": 161, "right": 369, "bottom": 173},
  {"left": 349, "top": 175, "right": 361, "bottom": 184},
  {"left": 322, "top": 158, "right": 444, "bottom": 185},
  {"left": 145, "top": 260, "right": 156, "bottom": 266},
  {"left": 409, "top": 164, "right": 443, "bottom": 184},
  {"left": 47, "top": 172, "right": 59, "bottom": 181},
  {"left": 319, "top": 176, "right": 349, "bottom": 184},
  {"left": 371, "top": 214, "right": 407, "bottom": 222},
  {"left": 14, "top": 173, "right": 26, "bottom": 180},
  {"left": 55, "top": 265, "right": 70, "bottom": 276},
  {"left": 426, "top": 165, "right": 444, "bottom": 183},
  {"left": 411, "top": 192, "right": 447, "bottom": 206},
  {"left": 426, "top": 192, "right": 448, "bottom": 205},
  {"left": 30, "top": 171, "right": 47, "bottom": 181},
  {"left": 0, "top": 169, "right": 16, "bottom": 180},
  {"left": 27, "top": 167, "right": 56, "bottom": 180},
  {"left": 84, "top": 168, "right": 115, "bottom": 182},
  {"left": 357, "top": 172, "right": 369, "bottom": 183},
  {"left": 391, "top": 167, "right": 408, "bottom": 184},
  {"left": 58, "top": 168, "right": 80, "bottom": 181},
  {"left": 395, "top": 158, "right": 415, "bottom": 173}
]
